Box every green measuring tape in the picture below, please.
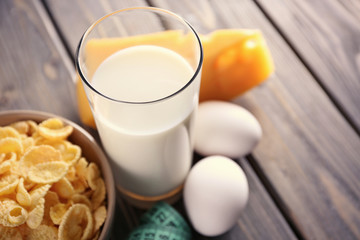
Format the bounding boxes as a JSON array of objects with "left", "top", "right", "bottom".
[{"left": 127, "top": 202, "right": 192, "bottom": 240}]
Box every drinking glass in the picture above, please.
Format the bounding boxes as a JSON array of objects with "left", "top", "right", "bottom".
[{"left": 76, "top": 7, "right": 203, "bottom": 207}]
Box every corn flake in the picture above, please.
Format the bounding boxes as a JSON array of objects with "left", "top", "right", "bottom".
[
  {"left": 23, "top": 178, "right": 36, "bottom": 191},
  {"left": 58, "top": 204, "right": 93, "bottom": 240},
  {"left": 50, "top": 203, "right": 69, "bottom": 225},
  {"left": 21, "top": 137, "right": 35, "bottom": 152},
  {"left": 1, "top": 152, "right": 17, "bottom": 163},
  {"left": 43, "top": 191, "right": 60, "bottom": 225},
  {"left": 44, "top": 191, "right": 60, "bottom": 206},
  {"left": 90, "top": 178, "right": 106, "bottom": 210},
  {"left": 0, "top": 174, "right": 19, "bottom": 196},
  {"left": 86, "top": 162, "right": 100, "bottom": 190},
  {"left": 0, "top": 199, "right": 28, "bottom": 227},
  {"left": 71, "top": 194, "right": 91, "bottom": 208},
  {"left": 27, "top": 120, "right": 39, "bottom": 136},
  {"left": 0, "top": 152, "right": 17, "bottom": 175},
  {"left": 20, "top": 145, "right": 61, "bottom": 176},
  {"left": 93, "top": 205, "right": 107, "bottom": 234},
  {"left": 30, "top": 184, "right": 51, "bottom": 206},
  {"left": 72, "top": 178, "right": 88, "bottom": 194},
  {"left": 10, "top": 120, "right": 38, "bottom": 137},
  {"left": 9, "top": 161, "right": 22, "bottom": 177},
  {"left": 16, "top": 177, "right": 31, "bottom": 207},
  {"left": 75, "top": 157, "right": 89, "bottom": 178},
  {"left": 65, "top": 166, "right": 76, "bottom": 182},
  {"left": 39, "top": 118, "right": 73, "bottom": 141},
  {"left": 10, "top": 121, "right": 29, "bottom": 135},
  {"left": 28, "top": 161, "right": 69, "bottom": 184},
  {"left": 35, "top": 139, "right": 66, "bottom": 151},
  {"left": 51, "top": 177, "right": 74, "bottom": 199},
  {"left": 26, "top": 197, "right": 45, "bottom": 229},
  {"left": 0, "top": 127, "right": 21, "bottom": 139},
  {"left": 62, "top": 142, "right": 81, "bottom": 166},
  {"left": 0, "top": 225, "right": 22, "bottom": 240},
  {"left": 0, "top": 138, "right": 23, "bottom": 155},
  {"left": 26, "top": 224, "right": 58, "bottom": 240},
  {"left": 0, "top": 159, "right": 12, "bottom": 175}
]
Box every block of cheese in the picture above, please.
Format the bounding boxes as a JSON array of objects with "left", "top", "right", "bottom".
[
  {"left": 76, "top": 29, "right": 274, "bottom": 128},
  {"left": 200, "top": 29, "right": 274, "bottom": 101}
]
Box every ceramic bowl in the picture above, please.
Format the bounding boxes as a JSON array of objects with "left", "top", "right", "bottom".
[{"left": 0, "top": 110, "right": 115, "bottom": 240}]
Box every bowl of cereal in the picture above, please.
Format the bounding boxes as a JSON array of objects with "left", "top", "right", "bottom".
[{"left": 0, "top": 110, "right": 115, "bottom": 240}]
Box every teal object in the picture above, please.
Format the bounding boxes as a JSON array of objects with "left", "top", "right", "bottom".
[{"left": 127, "top": 202, "right": 191, "bottom": 240}]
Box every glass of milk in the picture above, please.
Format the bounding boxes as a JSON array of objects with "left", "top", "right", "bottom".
[{"left": 76, "top": 7, "right": 203, "bottom": 206}]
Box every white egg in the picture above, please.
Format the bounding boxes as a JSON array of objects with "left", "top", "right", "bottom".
[
  {"left": 194, "top": 101, "right": 262, "bottom": 158},
  {"left": 184, "top": 156, "right": 249, "bottom": 236}
]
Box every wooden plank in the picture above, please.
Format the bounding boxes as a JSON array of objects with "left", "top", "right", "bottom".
[
  {"left": 44, "top": 0, "right": 158, "bottom": 57},
  {"left": 255, "top": 0, "right": 360, "bottom": 132},
  {"left": 44, "top": 1, "right": 298, "bottom": 239},
  {"left": 0, "top": 0, "right": 77, "bottom": 120},
  {"left": 229, "top": 159, "right": 297, "bottom": 240},
  {"left": 148, "top": 0, "right": 360, "bottom": 239}
]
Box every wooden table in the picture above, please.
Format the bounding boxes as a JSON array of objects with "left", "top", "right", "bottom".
[{"left": 1, "top": 0, "right": 360, "bottom": 239}]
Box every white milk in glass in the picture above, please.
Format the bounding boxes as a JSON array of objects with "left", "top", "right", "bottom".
[{"left": 91, "top": 45, "right": 199, "bottom": 196}]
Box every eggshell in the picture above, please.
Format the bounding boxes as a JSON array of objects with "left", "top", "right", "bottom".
[
  {"left": 184, "top": 156, "right": 249, "bottom": 236},
  {"left": 194, "top": 101, "right": 262, "bottom": 158}
]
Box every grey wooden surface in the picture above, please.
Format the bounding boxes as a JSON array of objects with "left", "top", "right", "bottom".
[
  {"left": 255, "top": 0, "right": 360, "bottom": 133},
  {"left": 1, "top": 0, "right": 360, "bottom": 239},
  {"left": 0, "top": 0, "right": 77, "bottom": 119}
]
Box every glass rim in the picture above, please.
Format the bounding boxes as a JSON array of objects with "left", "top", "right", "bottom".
[{"left": 75, "top": 6, "right": 203, "bottom": 105}]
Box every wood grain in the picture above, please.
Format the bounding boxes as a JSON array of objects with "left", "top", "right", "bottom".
[
  {"left": 150, "top": 0, "right": 360, "bottom": 239},
  {"left": 232, "top": 159, "right": 296, "bottom": 240},
  {"left": 44, "top": 0, "right": 157, "bottom": 57},
  {"left": 44, "top": 1, "right": 298, "bottom": 239},
  {"left": 0, "top": 0, "right": 78, "bottom": 121},
  {"left": 255, "top": 0, "right": 360, "bottom": 132}
]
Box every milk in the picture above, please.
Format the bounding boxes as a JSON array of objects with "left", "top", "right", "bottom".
[{"left": 91, "top": 45, "right": 200, "bottom": 196}]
